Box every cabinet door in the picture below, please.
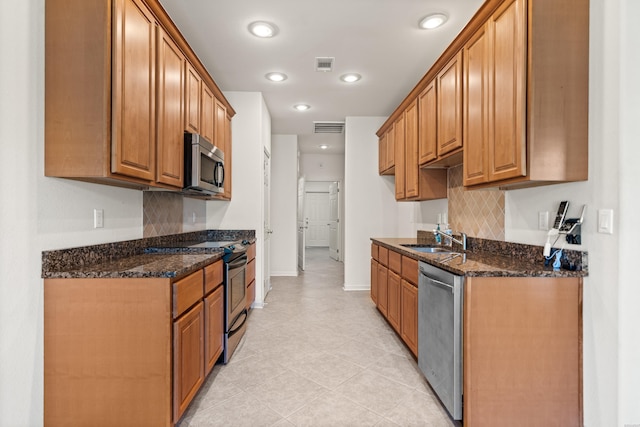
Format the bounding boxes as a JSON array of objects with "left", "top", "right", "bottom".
[
  {"left": 488, "top": 0, "right": 526, "bottom": 182},
  {"left": 418, "top": 80, "right": 437, "bottom": 165},
  {"left": 112, "top": 0, "right": 156, "bottom": 181},
  {"left": 370, "top": 259, "right": 378, "bottom": 304},
  {"left": 201, "top": 84, "right": 215, "bottom": 143},
  {"left": 185, "top": 62, "right": 201, "bottom": 133},
  {"left": 400, "top": 279, "right": 418, "bottom": 356},
  {"left": 385, "top": 127, "right": 395, "bottom": 171},
  {"left": 156, "top": 27, "right": 185, "bottom": 188},
  {"left": 377, "top": 263, "right": 388, "bottom": 317},
  {"left": 393, "top": 114, "right": 405, "bottom": 200},
  {"left": 437, "top": 50, "right": 463, "bottom": 156},
  {"left": 378, "top": 133, "right": 387, "bottom": 174},
  {"left": 204, "top": 286, "right": 223, "bottom": 375},
  {"left": 387, "top": 270, "right": 401, "bottom": 333},
  {"left": 404, "top": 100, "right": 419, "bottom": 199},
  {"left": 463, "top": 23, "right": 490, "bottom": 186},
  {"left": 173, "top": 301, "right": 204, "bottom": 421}
]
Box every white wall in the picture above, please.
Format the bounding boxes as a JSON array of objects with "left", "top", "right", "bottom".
[
  {"left": 618, "top": 1, "right": 640, "bottom": 424},
  {"left": 207, "top": 92, "right": 270, "bottom": 305},
  {"left": 343, "top": 117, "right": 403, "bottom": 290},
  {"left": 300, "top": 153, "right": 344, "bottom": 181},
  {"left": 271, "top": 135, "right": 298, "bottom": 276}
]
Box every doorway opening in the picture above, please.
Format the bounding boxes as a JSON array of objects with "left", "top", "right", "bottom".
[{"left": 297, "top": 180, "right": 342, "bottom": 272}]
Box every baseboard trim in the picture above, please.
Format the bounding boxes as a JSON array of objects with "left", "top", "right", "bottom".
[
  {"left": 342, "top": 283, "right": 370, "bottom": 292},
  {"left": 270, "top": 271, "right": 299, "bottom": 277}
]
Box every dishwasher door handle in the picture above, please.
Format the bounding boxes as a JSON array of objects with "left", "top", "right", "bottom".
[{"left": 422, "top": 275, "right": 454, "bottom": 292}]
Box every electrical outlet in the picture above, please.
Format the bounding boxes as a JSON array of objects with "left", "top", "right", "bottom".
[
  {"left": 538, "top": 211, "right": 549, "bottom": 230},
  {"left": 93, "top": 209, "right": 104, "bottom": 228}
]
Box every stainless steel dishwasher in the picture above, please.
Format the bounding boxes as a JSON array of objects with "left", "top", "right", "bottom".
[{"left": 418, "top": 261, "right": 464, "bottom": 421}]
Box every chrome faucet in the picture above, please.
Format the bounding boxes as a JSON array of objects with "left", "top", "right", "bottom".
[{"left": 433, "top": 229, "right": 467, "bottom": 251}]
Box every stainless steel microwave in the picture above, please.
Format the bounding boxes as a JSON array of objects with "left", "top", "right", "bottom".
[{"left": 183, "top": 132, "right": 224, "bottom": 195}]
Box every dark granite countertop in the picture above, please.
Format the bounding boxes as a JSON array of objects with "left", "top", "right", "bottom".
[
  {"left": 43, "top": 253, "right": 223, "bottom": 279},
  {"left": 371, "top": 237, "right": 588, "bottom": 278},
  {"left": 42, "top": 230, "right": 255, "bottom": 280}
]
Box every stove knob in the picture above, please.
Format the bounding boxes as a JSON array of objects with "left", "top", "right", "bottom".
[
  {"left": 242, "top": 239, "right": 250, "bottom": 245},
  {"left": 229, "top": 245, "right": 235, "bottom": 250}
]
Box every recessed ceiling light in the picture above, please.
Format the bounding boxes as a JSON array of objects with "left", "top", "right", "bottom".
[
  {"left": 265, "top": 72, "right": 287, "bottom": 82},
  {"left": 340, "top": 73, "right": 361, "bottom": 83},
  {"left": 248, "top": 21, "right": 278, "bottom": 38},
  {"left": 294, "top": 104, "right": 310, "bottom": 111},
  {"left": 419, "top": 13, "right": 448, "bottom": 30},
  {"left": 319, "top": 144, "right": 329, "bottom": 150}
]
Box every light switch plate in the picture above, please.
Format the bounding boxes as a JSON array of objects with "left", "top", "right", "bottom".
[
  {"left": 598, "top": 209, "right": 613, "bottom": 234},
  {"left": 538, "top": 211, "right": 549, "bottom": 230}
]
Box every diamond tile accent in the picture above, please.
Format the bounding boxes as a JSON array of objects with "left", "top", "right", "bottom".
[
  {"left": 448, "top": 165, "right": 505, "bottom": 240},
  {"left": 143, "top": 192, "right": 183, "bottom": 237}
]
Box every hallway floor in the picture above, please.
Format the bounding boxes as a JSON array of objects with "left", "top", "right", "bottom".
[{"left": 178, "top": 247, "right": 456, "bottom": 426}]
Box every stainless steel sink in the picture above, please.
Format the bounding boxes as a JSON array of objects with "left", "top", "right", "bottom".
[{"left": 401, "top": 245, "right": 453, "bottom": 253}]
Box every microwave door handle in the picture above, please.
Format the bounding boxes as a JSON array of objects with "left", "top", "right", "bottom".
[{"left": 215, "top": 162, "right": 224, "bottom": 187}]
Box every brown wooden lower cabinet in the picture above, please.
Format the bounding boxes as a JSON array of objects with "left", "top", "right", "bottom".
[
  {"left": 246, "top": 243, "right": 256, "bottom": 310},
  {"left": 371, "top": 244, "right": 417, "bottom": 355},
  {"left": 173, "top": 301, "right": 205, "bottom": 421},
  {"left": 44, "top": 259, "right": 226, "bottom": 427},
  {"left": 370, "top": 243, "right": 583, "bottom": 424},
  {"left": 387, "top": 270, "right": 401, "bottom": 333},
  {"left": 204, "top": 285, "right": 224, "bottom": 375},
  {"left": 400, "top": 279, "right": 418, "bottom": 356},
  {"left": 370, "top": 259, "right": 378, "bottom": 304},
  {"left": 376, "top": 262, "right": 388, "bottom": 316},
  {"left": 463, "top": 276, "right": 583, "bottom": 426}
]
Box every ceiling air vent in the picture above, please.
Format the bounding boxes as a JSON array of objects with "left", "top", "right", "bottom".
[
  {"left": 314, "top": 121, "right": 345, "bottom": 134},
  {"left": 315, "top": 57, "right": 334, "bottom": 72}
]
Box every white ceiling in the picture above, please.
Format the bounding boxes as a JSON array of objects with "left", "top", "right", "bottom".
[{"left": 159, "top": 0, "right": 484, "bottom": 154}]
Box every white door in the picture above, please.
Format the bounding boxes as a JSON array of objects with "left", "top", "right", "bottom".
[
  {"left": 263, "top": 149, "right": 272, "bottom": 300},
  {"left": 329, "top": 182, "right": 340, "bottom": 261},
  {"left": 297, "top": 177, "right": 306, "bottom": 271},
  {"left": 305, "top": 192, "right": 330, "bottom": 247}
]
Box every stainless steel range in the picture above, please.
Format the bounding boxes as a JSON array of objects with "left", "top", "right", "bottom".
[{"left": 218, "top": 241, "right": 249, "bottom": 364}]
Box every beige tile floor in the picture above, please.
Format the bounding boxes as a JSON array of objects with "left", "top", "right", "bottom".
[{"left": 178, "top": 247, "right": 458, "bottom": 427}]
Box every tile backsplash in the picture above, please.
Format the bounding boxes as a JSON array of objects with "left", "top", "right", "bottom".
[
  {"left": 143, "top": 192, "right": 184, "bottom": 237},
  {"left": 447, "top": 165, "right": 505, "bottom": 240}
]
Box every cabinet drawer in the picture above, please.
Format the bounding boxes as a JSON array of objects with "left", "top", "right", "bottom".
[
  {"left": 204, "top": 260, "right": 223, "bottom": 295},
  {"left": 173, "top": 270, "right": 204, "bottom": 318},
  {"left": 247, "top": 243, "right": 256, "bottom": 261},
  {"left": 379, "top": 247, "right": 389, "bottom": 266},
  {"left": 246, "top": 258, "right": 256, "bottom": 287},
  {"left": 389, "top": 250, "right": 402, "bottom": 274},
  {"left": 371, "top": 243, "right": 379, "bottom": 261},
  {"left": 402, "top": 256, "right": 419, "bottom": 285}
]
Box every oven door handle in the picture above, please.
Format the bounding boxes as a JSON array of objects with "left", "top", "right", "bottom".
[
  {"left": 227, "top": 254, "right": 248, "bottom": 269},
  {"left": 228, "top": 309, "right": 248, "bottom": 338}
]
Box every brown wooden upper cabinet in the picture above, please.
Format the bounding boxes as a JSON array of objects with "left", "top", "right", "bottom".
[
  {"left": 378, "top": 0, "right": 589, "bottom": 191},
  {"left": 463, "top": 0, "right": 589, "bottom": 189},
  {"left": 394, "top": 114, "right": 406, "bottom": 200},
  {"left": 45, "top": 0, "right": 235, "bottom": 194},
  {"left": 157, "top": 27, "right": 185, "bottom": 188},
  {"left": 436, "top": 51, "right": 463, "bottom": 158},
  {"left": 201, "top": 84, "right": 215, "bottom": 144},
  {"left": 185, "top": 62, "right": 202, "bottom": 135},
  {"left": 418, "top": 79, "right": 437, "bottom": 165}
]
